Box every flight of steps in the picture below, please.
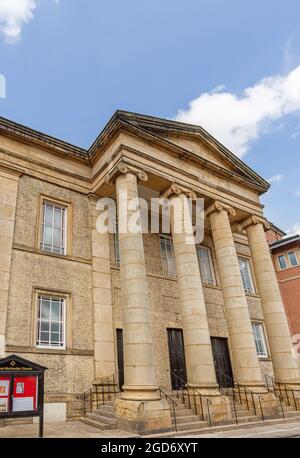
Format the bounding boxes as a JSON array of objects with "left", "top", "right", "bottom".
[
  {"left": 81, "top": 399, "right": 117, "bottom": 430},
  {"left": 170, "top": 398, "right": 208, "bottom": 432},
  {"left": 81, "top": 395, "right": 208, "bottom": 433},
  {"left": 275, "top": 397, "right": 300, "bottom": 419},
  {"left": 228, "top": 397, "right": 262, "bottom": 423}
]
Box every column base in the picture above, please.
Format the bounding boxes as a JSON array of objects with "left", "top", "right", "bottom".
[
  {"left": 234, "top": 386, "right": 278, "bottom": 418},
  {"left": 114, "top": 398, "right": 172, "bottom": 435},
  {"left": 188, "top": 388, "right": 232, "bottom": 424}
]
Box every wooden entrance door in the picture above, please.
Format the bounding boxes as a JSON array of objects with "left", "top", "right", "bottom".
[
  {"left": 167, "top": 329, "right": 187, "bottom": 390},
  {"left": 116, "top": 329, "right": 124, "bottom": 391},
  {"left": 211, "top": 337, "right": 234, "bottom": 388}
]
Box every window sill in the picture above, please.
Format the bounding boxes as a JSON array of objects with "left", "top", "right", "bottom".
[
  {"left": 245, "top": 292, "right": 260, "bottom": 299},
  {"left": 13, "top": 244, "right": 91, "bottom": 265}
]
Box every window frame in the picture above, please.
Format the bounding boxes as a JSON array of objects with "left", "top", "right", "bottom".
[
  {"left": 238, "top": 256, "right": 256, "bottom": 295},
  {"left": 277, "top": 251, "right": 299, "bottom": 270},
  {"left": 288, "top": 251, "right": 299, "bottom": 268},
  {"left": 278, "top": 254, "right": 288, "bottom": 270},
  {"left": 196, "top": 245, "right": 216, "bottom": 286},
  {"left": 251, "top": 321, "right": 269, "bottom": 359},
  {"left": 37, "top": 195, "right": 72, "bottom": 257},
  {"left": 159, "top": 234, "right": 176, "bottom": 278},
  {"left": 36, "top": 295, "right": 67, "bottom": 350}
]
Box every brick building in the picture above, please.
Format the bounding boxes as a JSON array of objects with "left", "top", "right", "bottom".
[
  {"left": 0, "top": 111, "right": 300, "bottom": 434},
  {"left": 269, "top": 233, "right": 300, "bottom": 337}
]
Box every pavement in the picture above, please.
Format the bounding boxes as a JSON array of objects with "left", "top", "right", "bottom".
[
  {"left": 1, "top": 419, "right": 300, "bottom": 438},
  {"left": 180, "top": 420, "right": 300, "bottom": 438}
]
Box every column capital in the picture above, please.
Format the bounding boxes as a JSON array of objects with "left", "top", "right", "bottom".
[
  {"left": 238, "top": 215, "right": 270, "bottom": 232},
  {"left": 205, "top": 200, "right": 236, "bottom": 218},
  {"left": 106, "top": 160, "right": 148, "bottom": 185},
  {"left": 162, "top": 183, "right": 197, "bottom": 201}
]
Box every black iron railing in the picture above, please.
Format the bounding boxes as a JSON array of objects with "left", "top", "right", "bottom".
[
  {"left": 159, "top": 387, "right": 178, "bottom": 432},
  {"left": 83, "top": 370, "right": 119, "bottom": 417},
  {"left": 168, "top": 370, "right": 212, "bottom": 427},
  {"left": 265, "top": 373, "right": 300, "bottom": 414},
  {"left": 216, "top": 369, "right": 265, "bottom": 422},
  {"left": 215, "top": 369, "right": 238, "bottom": 424}
]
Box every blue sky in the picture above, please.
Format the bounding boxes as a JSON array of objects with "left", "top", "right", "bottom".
[{"left": 0, "top": 0, "right": 299, "bottom": 234}]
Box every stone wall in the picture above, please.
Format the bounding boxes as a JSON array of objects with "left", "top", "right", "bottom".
[{"left": 5, "top": 175, "right": 94, "bottom": 418}]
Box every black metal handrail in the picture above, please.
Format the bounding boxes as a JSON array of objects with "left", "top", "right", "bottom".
[
  {"left": 265, "top": 373, "right": 300, "bottom": 413},
  {"left": 159, "top": 387, "right": 178, "bottom": 432},
  {"left": 214, "top": 369, "right": 238, "bottom": 424},
  {"left": 216, "top": 369, "right": 264, "bottom": 422},
  {"left": 83, "top": 370, "right": 120, "bottom": 417},
  {"left": 168, "top": 370, "right": 212, "bottom": 427},
  {"left": 265, "top": 373, "right": 285, "bottom": 418}
]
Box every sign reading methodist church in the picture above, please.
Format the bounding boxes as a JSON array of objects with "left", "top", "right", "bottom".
[{"left": 0, "top": 355, "right": 47, "bottom": 438}]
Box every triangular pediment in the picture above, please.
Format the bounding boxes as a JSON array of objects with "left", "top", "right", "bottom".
[{"left": 89, "top": 111, "right": 269, "bottom": 194}]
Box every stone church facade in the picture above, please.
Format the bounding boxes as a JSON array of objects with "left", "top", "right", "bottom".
[{"left": 0, "top": 111, "right": 299, "bottom": 433}]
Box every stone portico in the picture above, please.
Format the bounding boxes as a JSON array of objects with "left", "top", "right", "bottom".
[{"left": 0, "top": 111, "right": 299, "bottom": 433}]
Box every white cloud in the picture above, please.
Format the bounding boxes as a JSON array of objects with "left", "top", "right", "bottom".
[
  {"left": 0, "top": 0, "right": 58, "bottom": 43},
  {"left": 295, "top": 191, "right": 300, "bottom": 197},
  {"left": 285, "top": 222, "right": 300, "bottom": 236},
  {"left": 175, "top": 65, "right": 300, "bottom": 157},
  {"left": 268, "top": 174, "right": 283, "bottom": 184}
]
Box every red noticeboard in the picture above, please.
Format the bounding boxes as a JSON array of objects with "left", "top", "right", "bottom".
[
  {"left": 0, "top": 355, "right": 47, "bottom": 437},
  {"left": 0, "top": 376, "right": 10, "bottom": 414}
]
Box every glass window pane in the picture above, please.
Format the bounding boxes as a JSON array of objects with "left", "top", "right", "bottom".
[
  {"left": 238, "top": 257, "right": 254, "bottom": 293},
  {"left": 54, "top": 207, "right": 62, "bottom": 228},
  {"left": 53, "top": 228, "right": 62, "bottom": 246},
  {"left": 45, "top": 205, "right": 53, "bottom": 225},
  {"left": 51, "top": 323, "right": 60, "bottom": 333},
  {"left": 160, "top": 236, "right": 176, "bottom": 277},
  {"left": 41, "top": 322, "right": 49, "bottom": 332},
  {"left": 40, "top": 332, "right": 50, "bottom": 343},
  {"left": 288, "top": 252, "right": 298, "bottom": 267},
  {"left": 51, "top": 300, "right": 60, "bottom": 322},
  {"left": 43, "top": 226, "right": 53, "bottom": 245},
  {"left": 51, "top": 333, "right": 60, "bottom": 343},
  {"left": 278, "top": 255, "right": 287, "bottom": 269},
  {"left": 198, "top": 247, "right": 215, "bottom": 285},
  {"left": 41, "top": 301, "right": 50, "bottom": 320},
  {"left": 252, "top": 323, "right": 267, "bottom": 357}
]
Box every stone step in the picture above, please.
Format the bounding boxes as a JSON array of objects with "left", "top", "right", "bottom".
[
  {"left": 171, "top": 409, "right": 194, "bottom": 417},
  {"left": 86, "top": 412, "right": 117, "bottom": 425},
  {"left": 103, "top": 400, "right": 115, "bottom": 406},
  {"left": 94, "top": 408, "right": 116, "bottom": 419},
  {"left": 174, "top": 420, "right": 208, "bottom": 431},
  {"left": 80, "top": 418, "right": 116, "bottom": 431},
  {"left": 283, "top": 410, "right": 300, "bottom": 418},
  {"left": 234, "top": 415, "right": 261, "bottom": 423},
  {"left": 172, "top": 415, "right": 202, "bottom": 424}
]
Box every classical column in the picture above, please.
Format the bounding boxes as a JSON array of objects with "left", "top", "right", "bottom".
[
  {"left": 111, "top": 162, "right": 171, "bottom": 434},
  {"left": 240, "top": 216, "right": 300, "bottom": 385},
  {"left": 206, "top": 201, "right": 264, "bottom": 388},
  {"left": 0, "top": 167, "right": 20, "bottom": 357},
  {"left": 165, "top": 184, "right": 218, "bottom": 390},
  {"left": 89, "top": 196, "right": 116, "bottom": 381}
]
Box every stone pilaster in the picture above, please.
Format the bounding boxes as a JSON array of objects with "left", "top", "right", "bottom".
[
  {"left": 89, "top": 196, "right": 116, "bottom": 381},
  {"left": 206, "top": 201, "right": 264, "bottom": 389},
  {"left": 240, "top": 216, "right": 300, "bottom": 385},
  {"left": 113, "top": 162, "right": 171, "bottom": 434},
  {"left": 0, "top": 167, "right": 20, "bottom": 357}
]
